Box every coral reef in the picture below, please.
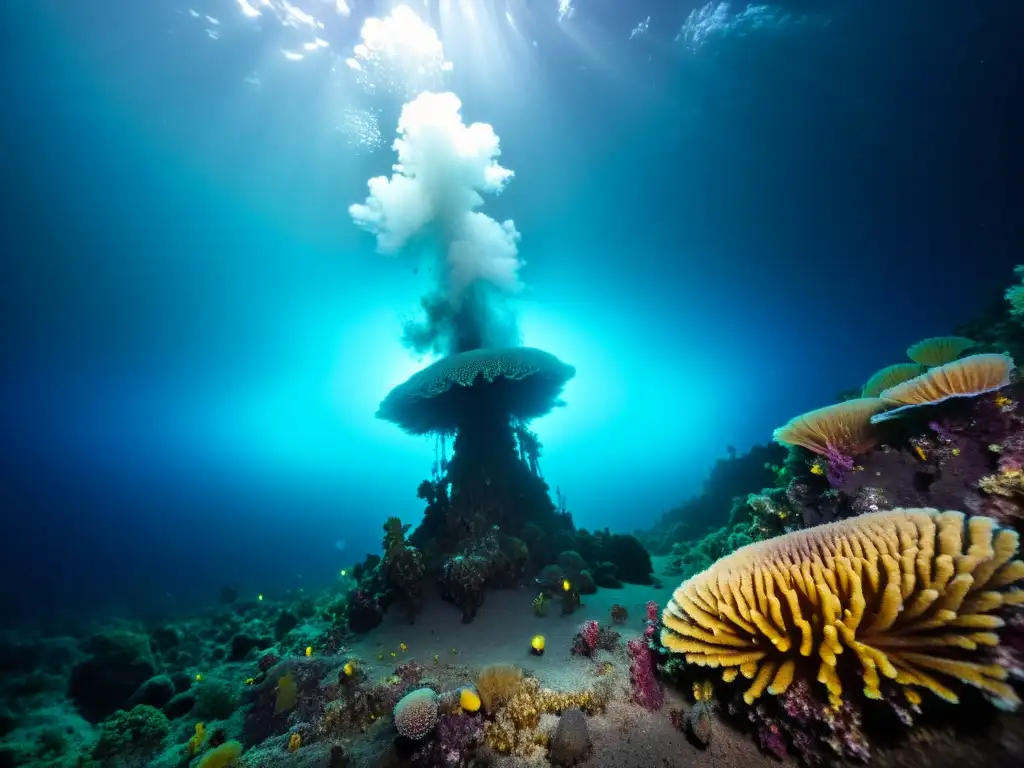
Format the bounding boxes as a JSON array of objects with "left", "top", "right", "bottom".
[
  {"left": 393, "top": 688, "right": 439, "bottom": 740},
  {"left": 661, "top": 508, "right": 1024, "bottom": 710}
]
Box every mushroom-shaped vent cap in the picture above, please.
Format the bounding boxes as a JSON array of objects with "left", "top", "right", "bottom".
[{"left": 377, "top": 347, "right": 576, "bottom": 435}]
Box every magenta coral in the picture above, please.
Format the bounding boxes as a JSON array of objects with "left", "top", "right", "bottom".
[
  {"left": 571, "top": 620, "right": 600, "bottom": 657},
  {"left": 626, "top": 637, "right": 663, "bottom": 711},
  {"left": 645, "top": 600, "right": 659, "bottom": 623}
]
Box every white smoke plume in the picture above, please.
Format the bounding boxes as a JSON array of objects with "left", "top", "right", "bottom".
[{"left": 349, "top": 91, "right": 523, "bottom": 355}]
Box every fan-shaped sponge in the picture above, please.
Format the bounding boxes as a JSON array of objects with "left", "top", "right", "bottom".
[
  {"left": 394, "top": 688, "right": 439, "bottom": 740},
  {"left": 862, "top": 363, "right": 926, "bottom": 398},
  {"left": 772, "top": 398, "right": 888, "bottom": 457},
  {"left": 907, "top": 336, "right": 976, "bottom": 367},
  {"left": 871, "top": 354, "right": 1014, "bottom": 423},
  {"left": 661, "top": 508, "right": 1024, "bottom": 711}
]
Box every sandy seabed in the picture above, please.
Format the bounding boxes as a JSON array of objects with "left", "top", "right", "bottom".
[{"left": 337, "top": 559, "right": 792, "bottom": 768}]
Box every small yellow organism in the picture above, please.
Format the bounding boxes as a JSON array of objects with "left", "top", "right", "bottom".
[
  {"left": 995, "top": 395, "right": 1013, "bottom": 408},
  {"left": 952, "top": 447, "right": 961, "bottom": 456},
  {"left": 530, "top": 634, "right": 545, "bottom": 655},
  {"left": 187, "top": 722, "right": 206, "bottom": 756},
  {"left": 693, "top": 680, "right": 713, "bottom": 702},
  {"left": 343, "top": 661, "right": 356, "bottom": 677},
  {"left": 305, "top": 646, "right": 313, "bottom": 657},
  {"left": 913, "top": 445, "right": 927, "bottom": 461},
  {"left": 809, "top": 461, "right": 824, "bottom": 476},
  {"left": 390, "top": 652, "right": 396, "bottom": 657},
  {"left": 399, "top": 643, "right": 408, "bottom": 652},
  {"left": 258, "top": 594, "right": 264, "bottom": 601},
  {"left": 287, "top": 732, "right": 301, "bottom": 752},
  {"left": 340, "top": 569, "right": 347, "bottom": 577},
  {"left": 195, "top": 673, "right": 203, "bottom": 682},
  {"left": 562, "top": 579, "right": 572, "bottom": 592},
  {"left": 377, "top": 653, "right": 383, "bottom": 660},
  {"left": 459, "top": 688, "right": 481, "bottom": 713},
  {"left": 244, "top": 677, "right": 255, "bottom": 686},
  {"left": 432, "top": 654, "right": 440, "bottom": 665}
]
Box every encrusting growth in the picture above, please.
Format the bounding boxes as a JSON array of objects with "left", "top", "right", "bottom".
[{"left": 661, "top": 508, "right": 1024, "bottom": 711}]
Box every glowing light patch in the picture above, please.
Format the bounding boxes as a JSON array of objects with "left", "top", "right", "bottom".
[
  {"left": 236, "top": 0, "right": 261, "bottom": 18},
  {"left": 557, "top": 0, "right": 575, "bottom": 23},
  {"left": 347, "top": 4, "right": 452, "bottom": 97},
  {"left": 282, "top": 49, "right": 304, "bottom": 61}
]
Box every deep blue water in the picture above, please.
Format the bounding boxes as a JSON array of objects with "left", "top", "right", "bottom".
[{"left": 0, "top": 0, "right": 1020, "bottom": 625}]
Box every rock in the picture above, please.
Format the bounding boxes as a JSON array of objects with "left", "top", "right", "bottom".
[
  {"left": 164, "top": 690, "right": 197, "bottom": 719},
  {"left": 549, "top": 708, "right": 591, "bottom": 766},
  {"left": 68, "top": 631, "right": 156, "bottom": 722},
  {"left": 129, "top": 675, "right": 176, "bottom": 710}
]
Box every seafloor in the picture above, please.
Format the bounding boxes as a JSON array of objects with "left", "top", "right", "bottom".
[
  {"left": 2, "top": 553, "right": 1023, "bottom": 767},
  {"left": 6, "top": 282, "right": 1024, "bottom": 766}
]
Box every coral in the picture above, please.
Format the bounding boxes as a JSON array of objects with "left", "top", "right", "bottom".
[
  {"left": 194, "top": 678, "right": 239, "bottom": 720},
  {"left": 907, "top": 336, "right": 977, "bottom": 367},
  {"left": 548, "top": 707, "right": 591, "bottom": 766},
  {"left": 646, "top": 600, "right": 659, "bottom": 622},
  {"left": 242, "top": 658, "right": 331, "bottom": 746},
  {"left": 1007, "top": 265, "right": 1024, "bottom": 318},
  {"left": 383, "top": 516, "right": 410, "bottom": 553},
  {"left": 687, "top": 681, "right": 717, "bottom": 746},
  {"left": 577, "top": 621, "right": 598, "bottom": 655},
  {"left": 394, "top": 688, "right": 439, "bottom": 740},
  {"left": 347, "top": 589, "right": 384, "bottom": 634},
  {"left": 862, "top": 363, "right": 926, "bottom": 398},
  {"left": 626, "top": 637, "right": 663, "bottom": 711},
  {"left": 661, "top": 508, "right": 1024, "bottom": 710},
  {"left": 91, "top": 704, "right": 169, "bottom": 760},
  {"left": 741, "top": 679, "right": 869, "bottom": 765},
  {"left": 773, "top": 399, "right": 887, "bottom": 484},
  {"left": 481, "top": 676, "right": 606, "bottom": 756},
  {"left": 436, "top": 713, "right": 483, "bottom": 765},
  {"left": 476, "top": 664, "right": 523, "bottom": 713},
  {"left": 440, "top": 553, "right": 490, "bottom": 622},
  {"left": 872, "top": 353, "right": 1015, "bottom": 422}
]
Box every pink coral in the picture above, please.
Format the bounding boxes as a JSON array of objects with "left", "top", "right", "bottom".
[
  {"left": 645, "top": 600, "right": 659, "bottom": 622},
  {"left": 571, "top": 620, "right": 600, "bottom": 657},
  {"left": 626, "top": 637, "right": 663, "bottom": 711}
]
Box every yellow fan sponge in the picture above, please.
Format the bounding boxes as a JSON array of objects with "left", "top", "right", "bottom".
[
  {"left": 772, "top": 398, "right": 888, "bottom": 457},
  {"left": 862, "top": 363, "right": 926, "bottom": 398},
  {"left": 872, "top": 354, "right": 1014, "bottom": 423},
  {"left": 907, "top": 336, "right": 976, "bottom": 367},
  {"left": 661, "top": 508, "right": 1024, "bottom": 711}
]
